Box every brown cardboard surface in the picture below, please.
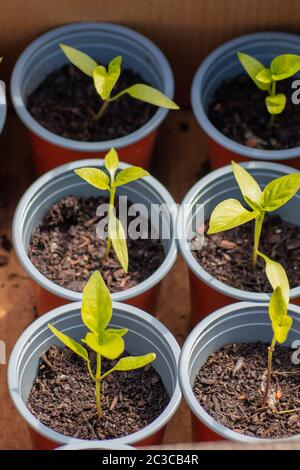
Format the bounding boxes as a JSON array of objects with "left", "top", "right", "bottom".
[{"left": 1, "top": 0, "right": 300, "bottom": 105}]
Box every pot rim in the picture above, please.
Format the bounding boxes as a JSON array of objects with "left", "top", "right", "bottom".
[
  {"left": 179, "top": 300, "right": 300, "bottom": 443},
  {"left": 13, "top": 158, "right": 178, "bottom": 302},
  {"left": 0, "top": 80, "right": 6, "bottom": 133},
  {"left": 11, "top": 21, "right": 175, "bottom": 151},
  {"left": 56, "top": 442, "right": 134, "bottom": 450},
  {"left": 191, "top": 31, "right": 300, "bottom": 160},
  {"left": 8, "top": 301, "right": 182, "bottom": 446},
  {"left": 177, "top": 160, "right": 299, "bottom": 302}
]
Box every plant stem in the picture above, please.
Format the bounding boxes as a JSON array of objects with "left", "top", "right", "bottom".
[
  {"left": 262, "top": 335, "right": 276, "bottom": 407},
  {"left": 105, "top": 186, "right": 116, "bottom": 258},
  {"left": 95, "top": 99, "right": 109, "bottom": 120},
  {"left": 95, "top": 353, "right": 102, "bottom": 417},
  {"left": 253, "top": 213, "right": 264, "bottom": 267}
]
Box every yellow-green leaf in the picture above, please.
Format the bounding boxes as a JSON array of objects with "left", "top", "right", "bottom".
[
  {"left": 108, "top": 207, "right": 128, "bottom": 272},
  {"left": 112, "top": 353, "right": 156, "bottom": 372},
  {"left": 231, "top": 161, "right": 262, "bottom": 208},
  {"left": 261, "top": 173, "right": 300, "bottom": 212},
  {"left": 104, "top": 148, "right": 119, "bottom": 179},
  {"left": 237, "top": 52, "right": 270, "bottom": 91},
  {"left": 208, "top": 199, "right": 258, "bottom": 234},
  {"left": 92, "top": 57, "right": 121, "bottom": 100},
  {"left": 48, "top": 323, "right": 89, "bottom": 362},
  {"left": 60, "top": 44, "right": 97, "bottom": 77},
  {"left": 108, "top": 56, "right": 122, "bottom": 78},
  {"left": 74, "top": 167, "right": 110, "bottom": 190},
  {"left": 120, "top": 84, "right": 179, "bottom": 109},
  {"left": 265, "top": 93, "right": 286, "bottom": 115},
  {"left": 105, "top": 328, "right": 128, "bottom": 337},
  {"left": 114, "top": 166, "right": 150, "bottom": 187},
  {"left": 256, "top": 68, "right": 272, "bottom": 84},
  {"left": 257, "top": 251, "right": 289, "bottom": 304},
  {"left": 85, "top": 332, "right": 124, "bottom": 360},
  {"left": 269, "top": 286, "right": 293, "bottom": 343},
  {"left": 271, "top": 54, "right": 300, "bottom": 81},
  {"left": 81, "top": 271, "right": 112, "bottom": 338}
]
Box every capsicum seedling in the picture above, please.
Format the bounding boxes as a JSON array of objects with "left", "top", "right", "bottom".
[
  {"left": 75, "top": 148, "right": 149, "bottom": 273},
  {"left": 237, "top": 52, "right": 300, "bottom": 126},
  {"left": 257, "top": 251, "right": 292, "bottom": 407},
  {"left": 48, "top": 270, "right": 156, "bottom": 417},
  {"left": 60, "top": 44, "right": 179, "bottom": 119},
  {"left": 208, "top": 161, "right": 300, "bottom": 265}
]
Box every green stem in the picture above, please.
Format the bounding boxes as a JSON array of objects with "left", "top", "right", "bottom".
[
  {"left": 95, "top": 99, "right": 109, "bottom": 120},
  {"left": 104, "top": 186, "right": 116, "bottom": 258},
  {"left": 95, "top": 353, "right": 102, "bottom": 417},
  {"left": 262, "top": 335, "right": 276, "bottom": 407},
  {"left": 253, "top": 212, "right": 265, "bottom": 267}
]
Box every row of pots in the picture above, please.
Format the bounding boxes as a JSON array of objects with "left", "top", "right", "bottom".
[
  {"left": 3, "top": 24, "right": 300, "bottom": 173},
  {"left": 13, "top": 158, "right": 300, "bottom": 321},
  {"left": 8, "top": 297, "right": 300, "bottom": 448}
]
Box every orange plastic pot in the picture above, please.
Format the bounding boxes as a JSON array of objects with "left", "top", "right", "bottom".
[
  {"left": 29, "top": 130, "right": 157, "bottom": 176},
  {"left": 11, "top": 22, "right": 175, "bottom": 175},
  {"left": 191, "top": 413, "right": 223, "bottom": 442}
]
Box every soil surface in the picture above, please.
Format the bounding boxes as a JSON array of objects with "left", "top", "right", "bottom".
[
  {"left": 27, "top": 64, "right": 156, "bottom": 141},
  {"left": 193, "top": 342, "right": 300, "bottom": 439},
  {"left": 192, "top": 215, "right": 300, "bottom": 292},
  {"left": 28, "top": 195, "right": 165, "bottom": 293},
  {"left": 27, "top": 345, "right": 169, "bottom": 440},
  {"left": 208, "top": 75, "right": 300, "bottom": 150}
]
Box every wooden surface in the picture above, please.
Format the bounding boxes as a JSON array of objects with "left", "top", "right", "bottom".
[{"left": 0, "top": 109, "right": 208, "bottom": 449}]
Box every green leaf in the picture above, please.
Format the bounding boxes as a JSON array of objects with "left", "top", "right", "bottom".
[
  {"left": 74, "top": 167, "right": 110, "bottom": 190},
  {"left": 269, "top": 286, "right": 293, "bottom": 343},
  {"left": 85, "top": 332, "right": 124, "bottom": 360},
  {"left": 265, "top": 93, "right": 286, "bottom": 115},
  {"left": 48, "top": 323, "right": 89, "bottom": 362},
  {"left": 81, "top": 271, "right": 112, "bottom": 339},
  {"left": 237, "top": 52, "right": 270, "bottom": 91},
  {"left": 114, "top": 166, "right": 150, "bottom": 187},
  {"left": 208, "top": 199, "right": 258, "bottom": 234},
  {"left": 104, "top": 148, "right": 119, "bottom": 180},
  {"left": 112, "top": 353, "right": 156, "bottom": 371},
  {"left": 92, "top": 56, "right": 121, "bottom": 100},
  {"left": 271, "top": 54, "right": 300, "bottom": 81},
  {"left": 261, "top": 173, "right": 300, "bottom": 211},
  {"left": 60, "top": 44, "right": 97, "bottom": 77},
  {"left": 231, "top": 161, "right": 262, "bottom": 208},
  {"left": 257, "top": 251, "right": 289, "bottom": 304},
  {"left": 255, "top": 68, "right": 272, "bottom": 84},
  {"left": 105, "top": 328, "right": 128, "bottom": 337},
  {"left": 108, "top": 207, "right": 128, "bottom": 272},
  {"left": 117, "top": 84, "right": 179, "bottom": 109}
]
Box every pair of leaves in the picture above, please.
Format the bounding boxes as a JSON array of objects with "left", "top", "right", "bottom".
[
  {"left": 208, "top": 161, "right": 300, "bottom": 235},
  {"left": 60, "top": 44, "right": 179, "bottom": 109},
  {"left": 48, "top": 271, "right": 156, "bottom": 376},
  {"left": 258, "top": 252, "right": 292, "bottom": 344},
  {"left": 75, "top": 148, "right": 149, "bottom": 272}
]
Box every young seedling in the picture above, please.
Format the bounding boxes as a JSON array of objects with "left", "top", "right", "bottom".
[
  {"left": 60, "top": 44, "right": 179, "bottom": 119},
  {"left": 75, "top": 148, "right": 149, "bottom": 273},
  {"left": 257, "top": 251, "right": 292, "bottom": 407},
  {"left": 48, "top": 270, "right": 156, "bottom": 417},
  {"left": 208, "top": 161, "right": 300, "bottom": 266},
  {"left": 238, "top": 52, "right": 300, "bottom": 126}
]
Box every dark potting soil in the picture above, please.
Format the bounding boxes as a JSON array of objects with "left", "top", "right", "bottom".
[
  {"left": 28, "top": 195, "right": 165, "bottom": 293},
  {"left": 193, "top": 342, "right": 300, "bottom": 439},
  {"left": 192, "top": 215, "right": 300, "bottom": 292},
  {"left": 27, "top": 64, "right": 156, "bottom": 141},
  {"left": 27, "top": 345, "right": 169, "bottom": 440},
  {"left": 208, "top": 75, "right": 300, "bottom": 150}
]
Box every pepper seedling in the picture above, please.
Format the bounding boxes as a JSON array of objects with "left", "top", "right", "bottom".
[
  {"left": 60, "top": 44, "right": 179, "bottom": 119},
  {"left": 257, "top": 251, "right": 292, "bottom": 407},
  {"left": 48, "top": 270, "right": 156, "bottom": 417},
  {"left": 237, "top": 52, "right": 300, "bottom": 125},
  {"left": 208, "top": 161, "right": 300, "bottom": 265},
  {"left": 75, "top": 148, "right": 149, "bottom": 273}
]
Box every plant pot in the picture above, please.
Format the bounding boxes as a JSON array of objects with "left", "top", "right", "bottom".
[
  {"left": 8, "top": 301, "right": 181, "bottom": 449},
  {"left": 56, "top": 442, "right": 134, "bottom": 450},
  {"left": 11, "top": 22, "right": 175, "bottom": 175},
  {"left": 13, "top": 158, "right": 177, "bottom": 315},
  {"left": 191, "top": 31, "right": 300, "bottom": 169},
  {"left": 177, "top": 161, "right": 300, "bottom": 325},
  {"left": 179, "top": 301, "right": 300, "bottom": 443},
  {"left": 0, "top": 80, "right": 6, "bottom": 134}
]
